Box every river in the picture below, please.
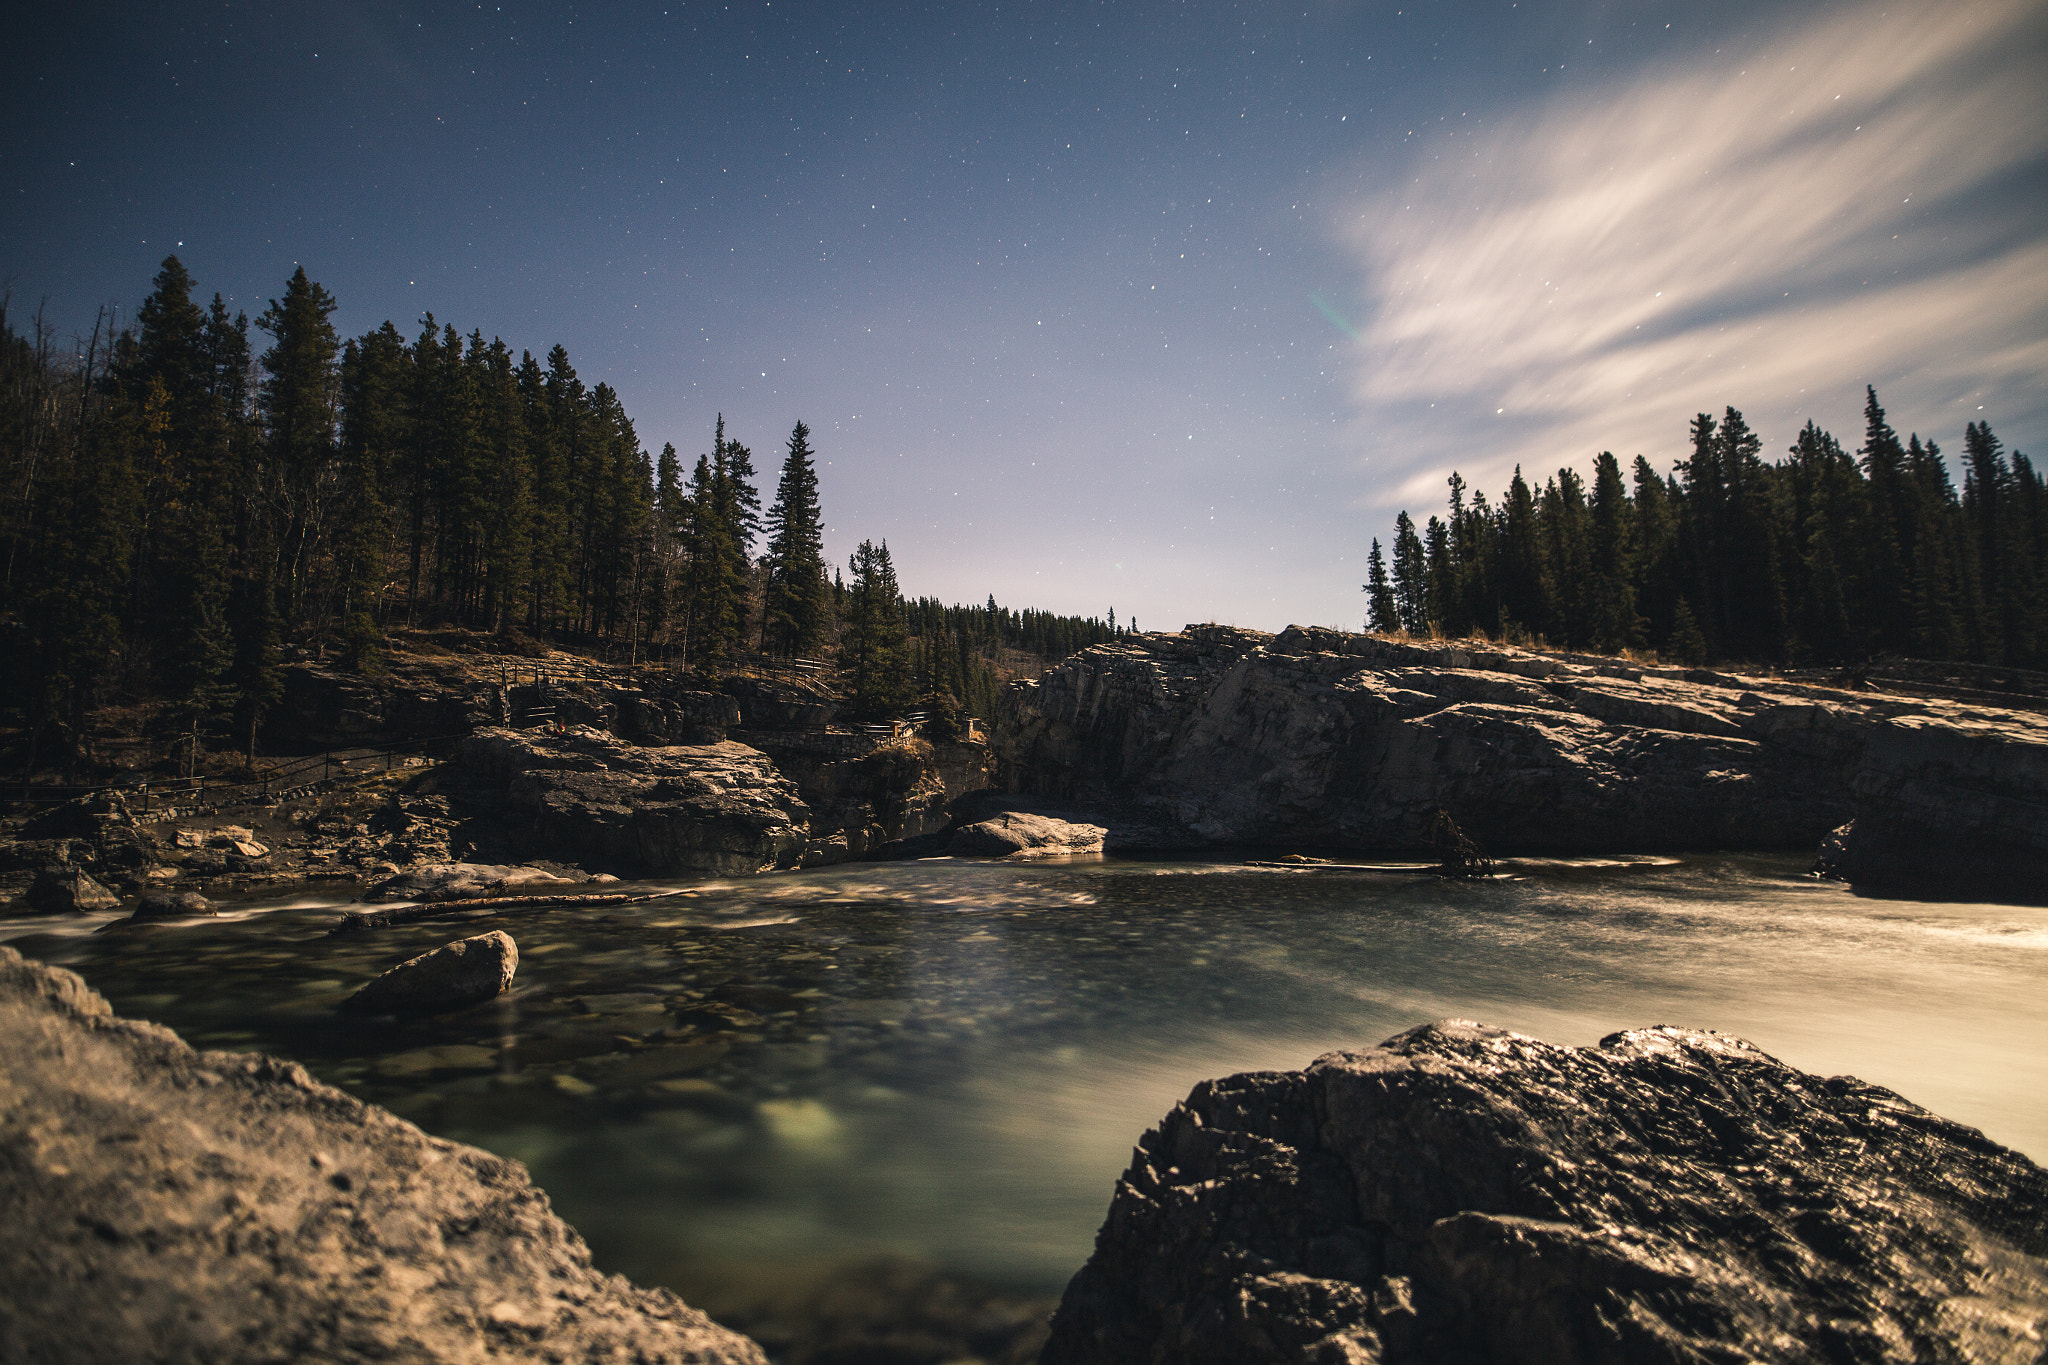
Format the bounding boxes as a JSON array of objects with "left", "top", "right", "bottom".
[{"left": 7, "top": 852, "right": 2045, "bottom": 1306}]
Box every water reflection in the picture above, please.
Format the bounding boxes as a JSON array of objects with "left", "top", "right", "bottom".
[{"left": 9, "top": 853, "right": 2046, "bottom": 1298}]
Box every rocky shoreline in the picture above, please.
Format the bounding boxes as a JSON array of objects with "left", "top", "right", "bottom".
[{"left": 8, "top": 626, "right": 2045, "bottom": 918}]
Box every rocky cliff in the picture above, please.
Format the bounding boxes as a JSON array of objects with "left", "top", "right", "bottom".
[
  {"left": 995, "top": 626, "right": 2048, "bottom": 893},
  {"left": 1043, "top": 1019, "right": 2048, "bottom": 1365},
  {"left": 0, "top": 945, "right": 766, "bottom": 1365}
]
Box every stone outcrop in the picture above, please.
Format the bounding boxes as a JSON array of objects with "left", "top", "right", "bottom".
[
  {"left": 449, "top": 726, "right": 811, "bottom": 876},
  {"left": 343, "top": 930, "right": 520, "bottom": 1014},
  {"left": 995, "top": 626, "right": 2048, "bottom": 891},
  {"left": 1818, "top": 713, "right": 2048, "bottom": 902},
  {"left": 947, "top": 811, "right": 1107, "bottom": 858},
  {"left": 3, "top": 791, "right": 163, "bottom": 903},
  {"left": 1044, "top": 1019, "right": 2048, "bottom": 1365},
  {"left": 19, "top": 867, "right": 121, "bottom": 914},
  {"left": 0, "top": 945, "right": 766, "bottom": 1365},
  {"left": 268, "top": 659, "right": 507, "bottom": 749}
]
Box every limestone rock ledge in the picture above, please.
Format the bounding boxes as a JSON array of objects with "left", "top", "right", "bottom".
[
  {"left": 1043, "top": 1019, "right": 2048, "bottom": 1365},
  {"left": 994, "top": 626, "right": 2048, "bottom": 893},
  {"left": 0, "top": 945, "right": 767, "bottom": 1365}
]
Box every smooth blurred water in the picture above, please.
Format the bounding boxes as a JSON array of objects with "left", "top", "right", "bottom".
[{"left": 9, "top": 852, "right": 2046, "bottom": 1300}]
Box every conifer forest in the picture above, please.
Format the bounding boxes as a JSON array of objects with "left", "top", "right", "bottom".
[
  {"left": 0, "top": 259, "right": 1117, "bottom": 759},
  {"left": 1364, "top": 397, "right": 2047, "bottom": 668}
]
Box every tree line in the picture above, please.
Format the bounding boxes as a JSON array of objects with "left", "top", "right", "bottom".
[
  {"left": 1365, "top": 390, "right": 2047, "bottom": 668},
  {"left": 0, "top": 257, "right": 1120, "bottom": 762}
]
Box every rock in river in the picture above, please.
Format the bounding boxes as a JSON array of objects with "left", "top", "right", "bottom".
[
  {"left": 341, "top": 930, "right": 519, "bottom": 1015},
  {"left": 947, "top": 811, "right": 1107, "bottom": 858},
  {"left": 130, "top": 889, "right": 215, "bottom": 920},
  {"left": 0, "top": 945, "right": 766, "bottom": 1365},
  {"left": 1043, "top": 1019, "right": 2048, "bottom": 1364}
]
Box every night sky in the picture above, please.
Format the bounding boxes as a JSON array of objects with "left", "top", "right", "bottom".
[{"left": 7, "top": 0, "right": 2045, "bottom": 632}]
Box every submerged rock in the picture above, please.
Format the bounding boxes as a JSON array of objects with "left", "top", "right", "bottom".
[
  {"left": 948, "top": 811, "right": 1107, "bottom": 858},
  {"left": 341, "top": 930, "right": 519, "bottom": 1015},
  {"left": 0, "top": 945, "right": 766, "bottom": 1365},
  {"left": 1043, "top": 1019, "right": 2048, "bottom": 1364}
]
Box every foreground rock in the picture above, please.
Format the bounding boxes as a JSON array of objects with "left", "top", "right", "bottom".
[
  {"left": 1044, "top": 1019, "right": 2048, "bottom": 1364},
  {"left": 342, "top": 930, "right": 520, "bottom": 1014},
  {"left": 450, "top": 726, "right": 811, "bottom": 875},
  {"left": 0, "top": 946, "right": 766, "bottom": 1365},
  {"left": 996, "top": 626, "right": 2048, "bottom": 895},
  {"left": 947, "top": 811, "right": 1107, "bottom": 858}
]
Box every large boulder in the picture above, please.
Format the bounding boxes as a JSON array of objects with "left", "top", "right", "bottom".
[
  {"left": 342, "top": 930, "right": 520, "bottom": 1015},
  {"left": 17, "top": 868, "right": 121, "bottom": 915},
  {"left": 1043, "top": 1020, "right": 2048, "bottom": 1364},
  {"left": 948, "top": 811, "right": 1107, "bottom": 858},
  {"left": 0, "top": 946, "right": 765, "bottom": 1365},
  {"left": 450, "top": 726, "right": 811, "bottom": 875}
]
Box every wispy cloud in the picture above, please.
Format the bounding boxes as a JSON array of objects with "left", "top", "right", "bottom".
[{"left": 1338, "top": 0, "right": 2048, "bottom": 511}]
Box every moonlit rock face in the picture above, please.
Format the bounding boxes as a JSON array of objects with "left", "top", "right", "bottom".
[{"left": 1044, "top": 1020, "right": 2048, "bottom": 1364}]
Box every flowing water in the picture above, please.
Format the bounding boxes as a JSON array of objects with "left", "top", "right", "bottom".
[{"left": 7, "top": 853, "right": 2046, "bottom": 1303}]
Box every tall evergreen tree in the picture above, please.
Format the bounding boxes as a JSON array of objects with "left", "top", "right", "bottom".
[
  {"left": 255, "top": 266, "right": 340, "bottom": 622},
  {"left": 1364, "top": 538, "right": 1399, "bottom": 633},
  {"left": 1391, "top": 510, "right": 1427, "bottom": 634},
  {"left": 762, "top": 419, "right": 829, "bottom": 656},
  {"left": 843, "top": 538, "right": 911, "bottom": 714}
]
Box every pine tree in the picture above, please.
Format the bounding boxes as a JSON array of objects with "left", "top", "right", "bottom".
[
  {"left": 1364, "top": 538, "right": 1400, "bottom": 633},
  {"left": 1391, "top": 510, "right": 1427, "bottom": 634},
  {"left": 1666, "top": 598, "right": 1708, "bottom": 665},
  {"left": 255, "top": 266, "right": 340, "bottom": 622},
  {"left": 843, "top": 539, "right": 911, "bottom": 715},
  {"left": 762, "top": 419, "right": 829, "bottom": 656},
  {"left": 1586, "top": 452, "right": 1640, "bottom": 652}
]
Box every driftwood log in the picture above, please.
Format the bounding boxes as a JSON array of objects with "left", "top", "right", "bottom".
[{"left": 329, "top": 889, "right": 690, "bottom": 935}]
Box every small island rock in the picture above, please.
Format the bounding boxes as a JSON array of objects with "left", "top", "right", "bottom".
[
  {"left": 131, "top": 890, "right": 214, "bottom": 920},
  {"left": 342, "top": 930, "right": 519, "bottom": 1014},
  {"left": 947, "top": 812, "right": 1107, "bottom": 858}
]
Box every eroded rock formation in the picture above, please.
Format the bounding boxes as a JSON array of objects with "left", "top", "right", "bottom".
[
  {"left": 0, "top": 946, "right": 766, "bottom": 1365},
  {"left": 1044, "top": 1019, "right": 2048, "bottom": 1364},
  {"left": 996, "top": 626, "right": 2048, "bottom": 893},
  {"left": 450, "top": 727, "right": 812, "bottom": 876}
]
